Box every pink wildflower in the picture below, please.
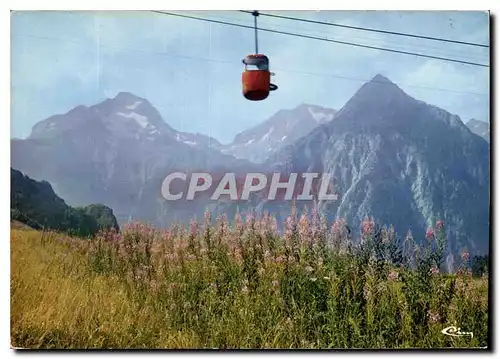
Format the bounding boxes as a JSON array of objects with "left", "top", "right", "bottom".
[
  {"left": 246, "top": 212, "right": 255, "bottom": 227},
  {"left": 284, "top": 215, "right": 297, "bottom": 241},
  {"left": 189, "top": 219, "right": 199, "bottom": 238},
  {"left": 275, "top": 255, "right": 286, "bottom": 264},
  {"left": 204, "top": 208, "right": 211, "bottom": 229},
  {"left": 361, "top": 217, "right": 375, "bottom": 235},
  {"left": 298, "top": 213, "right": 311, "bottom": 245},
  {"left": 388, "top": 270, "right": 399, "bottom": 281},
  {"left": 426, "top": 227, "right": 434, "bottom": 240},
  {"left": 427, "top": 310, "right": 441, "bottom": 324},
  {"left": 270, "top": 216, "right": 279, "bottom": 236},
  {"left": 272, "top": 280, "right": 279, "bottom": 290}
]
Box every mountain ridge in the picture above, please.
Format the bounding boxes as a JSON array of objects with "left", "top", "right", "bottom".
[
  {"left": 11, "top": 168, "right": 119, "bottom": 236},
  {"left": 264, "top": 74, "right": 490, "bottom": 258},
  {"left": 11, "top": 74, "right": 490, "bottom": 260}
]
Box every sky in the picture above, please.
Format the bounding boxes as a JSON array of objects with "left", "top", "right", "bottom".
[{"left": 11, "top": 10, "right": 490, "bottom": 144}]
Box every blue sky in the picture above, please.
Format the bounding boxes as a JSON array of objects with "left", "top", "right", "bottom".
[{"left": 11, "top": 10, "right": 489, "bottom": 144}]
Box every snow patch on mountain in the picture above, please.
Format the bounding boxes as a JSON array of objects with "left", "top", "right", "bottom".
[
  {"left": 117, "top": 112, "right": 149, "bottom": 128},
  {"left": 126, "top": 101, "right": 143, "bottom": 110},
  {"left": 261, "top": 126, "right": 274, "bottom": 142},
  {"left": 308, "top": 106, "right": 335, "bottom": 123}
]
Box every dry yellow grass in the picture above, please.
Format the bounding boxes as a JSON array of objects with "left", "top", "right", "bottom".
[
  {"left": 11, "top": 229, "right": 188, "bottom": 348},
  {"left": 11, "top": 226, "right": 489, "bottom": 349}
]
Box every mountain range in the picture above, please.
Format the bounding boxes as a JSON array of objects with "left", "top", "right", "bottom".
[
  {"left": 466, "top": 118, "right": 490, "bottom": 142},
  {"left": 219, "top": 104, "right": 337, "bottom": 163},
  {"left": 11, "top": 74, "right": 490, "bottom": 260}
]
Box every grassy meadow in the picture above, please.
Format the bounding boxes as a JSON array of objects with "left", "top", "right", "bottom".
[{"left": 11, "top": 209, "right": 489, "bottom": 349}]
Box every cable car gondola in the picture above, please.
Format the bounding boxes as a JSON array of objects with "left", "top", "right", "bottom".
[{"left": 241, "top": 11, "right": 278, "bottom": 101}]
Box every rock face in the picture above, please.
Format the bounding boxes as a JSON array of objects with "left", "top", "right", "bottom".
[
  {"left": 11, "top": 168, "right": 119, "bottom": 236},
  {"left": 466, "top": 118, "right": 490, "bottom": 142},
  {"left": 265, "top": 74, "right": 490, "bottom": 256},
  {"left": 220, "top": 104, "right": 336, "bottom": 163},
  {"left": 11, "top": 75, "right": 490, "bottom": 257}
]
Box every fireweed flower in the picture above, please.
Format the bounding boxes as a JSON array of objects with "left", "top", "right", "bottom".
[
  {"left": 298, "top": 213, "right": 311, "bottom": 246},
  {"left": 166, "top": 253, "right": 179, "bottom": 262},
  {"left": 427, "top": 310, "right": 441, "bottom": 324},
  {"left": 320, "top": 214, "right": 328, "bottom": 238},
  {"left": 263, "top": 250, "right": 271, "bottom": 261},
  {"left": 204, "top": 208, "right": 212, "bottom": 223},
  {"left": 430, "top": 266, "right": 440, "bottom": 275},
  {"left": 160, "top": 228, "right": 170, "bottom": 240},
  {"left": 436, "top": 220, "right": 444, "bottom": 229},
  {"left": 270, "top": 216, "right": 279, "bottom": 236},
  {"left": 233, "top": 212, "right": 243, "bottom": 234},
  {"left": 215, "top": 214, "right": 228, "bottom": 240},
  {"left": 388, "top": 270, "right": 399, "bottom": 281},
  {"left": 257, "top": 216, "right": 268, "bottom": 238},
  {"left": 284, "top": 215, "right": 297, "bottom": 245},
  {"left": 311, "top": 203, "right": 320, "bottom": 236},
  {"left": 233, "top": 248, "right": 243, "bottom": 263},
  {"left": 361, "top": 216, "right": 375, "bottom": 236},
  {"left": 426, "top": 227, "right": 434, "bottom": 240},
  {"left": 461, "top": 251, "right": 470, "bottom": 262},
  {"left": 331, "top": 218, "right": 346, "bottom": 235},
  {"left": 275, "top": 255, "right": 286, "bottom": 264},
  {"left": 189, "top": 219, "right": 199, "bottom": 238},
  {"left": 386, "top": 225, "right": 396, "bottom": 244},
  {"left": 246, "top": 212, "right": 256, "bottom": 233},
  {"left": 272, "top": 280, "right": 279, "bottom": 291},
  {"left": 331, "top": 218, "right": 347, "bottom": 250}
]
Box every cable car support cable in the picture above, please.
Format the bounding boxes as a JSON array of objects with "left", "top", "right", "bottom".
[
  {"left": 238, "top": 10, "right": 489, "bottom": 48},
  {"left": 151, "top": 11, "right": 489, "bottom": 68}
]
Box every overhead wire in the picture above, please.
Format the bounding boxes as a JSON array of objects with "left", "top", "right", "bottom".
[
  {"left": 184, "top": 10, "right": 488, "bottom": 64},
  {"left": 238, "top": 10, "right": 489, "bottom": 48},
  {"left": 151, "top": 11, "right": 489, "bottom": 68},
  {"left": 16, "top": 32, "right": 488, "bottom": 97}
]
